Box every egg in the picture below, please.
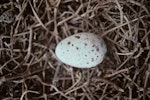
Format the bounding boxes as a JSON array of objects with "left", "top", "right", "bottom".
[{"left": 55, "top": 32, "right": 107, "bottom": 68}]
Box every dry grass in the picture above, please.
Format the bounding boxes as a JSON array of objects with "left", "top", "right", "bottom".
[{"left": 0, "top": 0, "right": 150, "bottom": 100}]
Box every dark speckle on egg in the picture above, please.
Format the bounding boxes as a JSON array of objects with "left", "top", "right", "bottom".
[
  {"left": 75, "top": 36, "right": 80, "bottom": 39},
  {"left": 76, "top": 47, "right": 79, "bottom": 50},
  {"left": 96, "top": 48, "right": 99, "bottom": 51},
  {"left": 101, "top": 41, "right": 104, "bottom": 47},
  {"left": 91, "top": 58, "right": 94, "bottom": 62},
  {"left": 84, "top": 43, "right": 87, "bottom": 46}
]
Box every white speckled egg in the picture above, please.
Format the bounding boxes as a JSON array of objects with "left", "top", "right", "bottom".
[{"left": 55, "top": 32, "right": 107, "bottom": 68}]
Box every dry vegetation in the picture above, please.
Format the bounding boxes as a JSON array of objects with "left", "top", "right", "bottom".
[{"left": 0, "top": 0, "right": 150, "bottom": 100}]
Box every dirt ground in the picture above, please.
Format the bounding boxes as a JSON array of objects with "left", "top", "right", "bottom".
[{"left": 0, "top": 0, "right": 150, "bottom": 100}]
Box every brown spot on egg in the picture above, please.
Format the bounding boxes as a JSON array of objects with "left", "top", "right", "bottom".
[
  {"left": 85, "top": 55, "right": 87, "bottom": 57},
  {"left": 87, "top": 62, "right": 89, "bottom": 64},
  {"left": 75, "top": 36, "right": 80, "bottom": 39},
  {"left": 92, "top": 45, "right": 95, "bottom": 47},
  {"left": 92, "top": 49, "right": 94, "bottom": 52},
  {"left": 68, "top": 41, "right": 71, "bottom": 45}
]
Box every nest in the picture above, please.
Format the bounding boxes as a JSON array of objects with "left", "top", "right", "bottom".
[{"left": 0, "top": 0, "right": 150, "bottom": 99}]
